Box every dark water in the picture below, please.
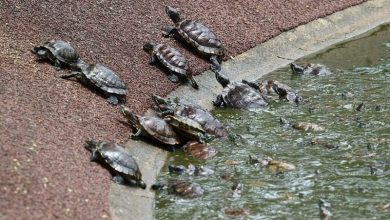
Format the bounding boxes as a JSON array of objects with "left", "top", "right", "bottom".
[{"left": 155, "top": 24, "right": 390, "bottom": 219}]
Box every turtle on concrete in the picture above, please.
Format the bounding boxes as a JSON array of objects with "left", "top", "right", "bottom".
[
  {"left": 84, "top": 140, "right": 146, "bottom": 189},
  {"left": 290, "top": 63, "right": 332, "bottom": 76},
  {"left": 152, "top": 95, "right": 228, "bottom": 137},
  {"left": 32, "top": 40, "right": 81, "bottom": 70},
  {"left": 213, "top": 71, "right": 268, "bottom": 110},
  {"left": 143, "top": 43, "right": 198, "bottom": 89},
  {"left": 61, "top": 62, "right": 127, "bottom": 105},
  {"left": 163, "top": 5, "right": 224, "bottom": 72},
  {"left": 120, "top": 106, "right": 180, "bottom": 146}
]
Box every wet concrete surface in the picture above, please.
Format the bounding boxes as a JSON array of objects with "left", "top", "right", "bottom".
[{"left": 0, "top": 0, "right": 374, "bottom": 219}]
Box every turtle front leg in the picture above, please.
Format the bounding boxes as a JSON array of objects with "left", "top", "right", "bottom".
[
  {"left": 131, "top": 128, "right": 142, "bottom": 140},
  {"left": 112, "top": 174, "right": 125, "bottom": 184},
  {"left": 61, "top": 71, "right": 82, "bottom": 79},
  {"left": 90, "top": 149, "right": 98, "bottom": 162},
  {"left": 213, "top": 94, "right": 224, "bottom": 107},
  {"left": 210, "top": 55, "right": 221, "bottom": 73},
  {"left": 149, "top": 55, "right": 157, "bottom": 65},
  {"left": 162, "top": 26, "right": 177, "bottom": 38},
  {"left": 167, "top": 72, "right": 179, "bottom": 83},
  {"left": 53, "top": 59, "right": 62, "bottom": 71}
]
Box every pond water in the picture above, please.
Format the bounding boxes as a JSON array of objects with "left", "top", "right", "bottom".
[{"left": 154, "top": 24, "right": 390, "bottom": 219}]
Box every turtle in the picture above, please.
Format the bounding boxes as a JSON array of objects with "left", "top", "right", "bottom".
[
  {"left": 213, "top": 71, "right": 268, "bottom": 110},
  {"left": 168, "top": 164, "right": 214, "bottom": 176},
  {"left": 84, "top": 140, "right": 146, "bottom": 189},
  {"left": 152, "top": 180, "right": 205, "bottom": 198},
  {"left": 163, "top": 6, "right": 224, "bottom": 72},
  {"left": 163, "top": 115, "right": 213, "bottom": 143},
  {"left": 261, "top": 157, "right": 296, "bottom": 173},
  {"left": 120, "top": 106, "right": 180, "bottom": 146},
  {"left": 31, "top": 40, "right": 81, "bottom": 70},
  {"left": 143, "top": 43, "right": 198, "bottom": 89},
  {"left": 61, "top": 62, "right": 127, "bottom": 105},
  {"left": 183, "top": 141, "right": 217, "bottom": 160},
  {"left": 152, "top": 95, "right": 228, "bottom": 137},
  {"left": 223, "top": 208, "right": 250, "bottom": 218},
  {"left": 242, "top": 79, "right": 276, "bottom": 95},
  {"left": 290, "top": 63, "right": 332, "bottom": 76}
]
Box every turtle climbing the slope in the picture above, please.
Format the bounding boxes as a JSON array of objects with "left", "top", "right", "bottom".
[
  {"left": 61, "top": 61, "right": 127, "bottom": 105},
  {"left": 152, "top": 95, "right": 228, "bottom": 137},
  {"left": 290, "top": 63, "right": 332, "bottom": 76},
  {"left": 214, "top": 71, "right": 268, "bottom": 111},
  {"left": 163, "top": 6, "right": 224, "bottom": 72},
  {"left": 143, "top": 43, "right": 198, "bottom": 89},
  {"left": 84, "top": 140, "right": 146, "bottom": 189},
  {"left": 32, "top": 40, "right": 81, "bottom": 70},
  {"left": 120, "top": 106, "right": 180, "bottom": 147}
]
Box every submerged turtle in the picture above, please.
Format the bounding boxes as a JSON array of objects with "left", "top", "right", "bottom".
[
  {"left": 164, "top": 115, "right": 213, "bottom": 143},
  {"left": 84, "top": 140, "right": 146, "bottom": 189},
  {"left": 163, "top": 6, "right": 224, "bottom": 72},
  {"left": 213, "top": 71, "right": 268, "bottom": 110},
  {"left": 143, "top": 43, "right": 198, "bottom": 89},
  {"left": 120, "top": 106, "right": 180, "bottom": 146},
  {"left": 32, "top": 40, "right": 81, "bottom": 70},
  {"left": 61, "top": 62, "right": 127, "bottom": 105},
  {"left": 184, "top": 141, "right": 217, "bottom": 160},
  {"left": 261, "top": 157, "right": 296, "bottom": 173},
  {"left": 290, "top": 63, "right": 332, "bottom": 76},
  {"left": 152, "top": 95, "right": 228, "bottom": 137},
  {"left": 168, "top": 164, "right": 214, "bottom": 176},
  {"left": 152, "top": 180, "right": 205, "bottom": 198}
]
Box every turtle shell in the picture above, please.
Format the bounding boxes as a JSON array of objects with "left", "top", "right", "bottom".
[
  {"left": 221, "top": 82, "right": 268, "bottom": 110},
  {"left": 154, "top": 43, "right": 189, "bottom": 77},
  {"left": 164, "top": 115, "right": 205, "bottom": 139},
  {"left": 177, "top": 19, "right": 224, "bottom": 56},
  {"left": 83, "top": 64, "right": 127, "bottom": 96},
  {"left": 168, "top": 180, "right": 204, "bottom": 198},
  {"left": 184, "top": 141, "right": 217, "bottom": 160},
  {"left": 138, "top": 115, "right": 180, "bottom": 145},
  {"left": 43, "top": 40, "right": 80, "bottom": 64},
  {"left": 97, "top": 141, "right": 143, "bottom": 181}
]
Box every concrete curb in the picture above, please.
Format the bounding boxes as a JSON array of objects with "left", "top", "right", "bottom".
[{"left": 109, "top": 0, "right": 390, "bottom": 219}]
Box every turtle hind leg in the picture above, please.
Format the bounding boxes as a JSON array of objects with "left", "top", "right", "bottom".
[
  {"left": 210, "top": 56, "right": 221, "bottom": 73},
  {"left": 53, "top": 59, "right": 62, "bottom": 71},
  {"left": 213, "top": 95, "right": 224, "bottom": 107},
  {"left": 167, "top": 72, "right": 179, "bottom": 83},
  {"left": 112, "top": 175, "right": 125, "bottom": 185},
  {"left": 188, "top": 76, "right": 199, "bottom": 90},
  {"left": 162, "top": 27, "right": 177, "bottom": 38},
  {"left": 61, "top": 71, "right": 82, "bottom": 79},
  {"left": 107, "top": 96, "right": 119, "bottom": 105}
]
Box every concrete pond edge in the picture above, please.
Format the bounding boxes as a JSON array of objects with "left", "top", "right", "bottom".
[{"left": 109, "top": 1, "right": 390, "bottom": 219}]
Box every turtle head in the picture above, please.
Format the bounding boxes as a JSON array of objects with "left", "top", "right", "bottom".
[
  {"left": 143, "top": 43, "right": 156, "bottom": 54},
  {"left": 290, "top": 63, "right": 304, "bottom": 75},
  {"left": 85, "top": 139, "right": 99, "bottom": 151},
  {"left": 119, "top": 105, "right": 138, "bottom": 126},
  {"left": 165, "top": 6, "right": 181, "bottom": 23}
]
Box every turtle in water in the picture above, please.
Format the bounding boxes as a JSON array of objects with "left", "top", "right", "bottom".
[
  {"left": 152, "top": 95, "right": 228, "bottom": 137},
  {"left": 143, "top": 43, "right": 198, "bottom": 89},
  {"left": 152, "top": 180, "right": 205, "bottom": 198},
  {"left": 290, "top": 63, "right": 332, "bottom": 76},
  {"left": 120, "top": 106, "right": 180, "bottom": 146},
  {"left": 164, "top": 115, "right": 214, "bottom": 143},
  {"left": 84, "top": 140, "right": 146, "bottom": 189},
  {"left": 183, "top": 141, "right": 217, "bottom": 160},
  {"left": 32, "top": 40, "right": 81, "bottom": 70},
  {"left": 163, "top": 6, "right": 224, "bottom": 72},
  {"left": 213, "top": 71, "right": 268, "bottom": 110},
  {"left": 61, "top": 61, "right": 127, "bottom": 105}
]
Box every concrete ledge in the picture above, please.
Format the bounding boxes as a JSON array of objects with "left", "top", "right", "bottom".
[{"left": 109, "top": 0, "right": 390, "bottom": 219}]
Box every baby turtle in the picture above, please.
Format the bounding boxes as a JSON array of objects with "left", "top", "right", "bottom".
[
  {"left": 61, "top": 62, "right": 127, "bottom": 105},
  {"left": 163, "top": 6, "right": 224, "bottom": 72},
  {"left": 152, "top": 95, "right": 228, "bottom": 137},
  {"left": 143, "top": 43, "right": 198, "bottom": 89},
  {"left": 290, "top": 63, "right": 332, "bottom": 76},
  {"left": 120, "top": 106, "right": 180, "bottom": 146},
  {"left": 32, "top": 40, "right": 81, "bottom": 70},
  {"left": 152, "top": 180, "right": 205, "bottom": 198},
  {"left": 214, "top": 71, "right": 268, "bottom": 110},
  {"left": 84, "top": 140, "right": 146, "bottom": 189},
  {"left": 164, "top": 115, "right": 213, "bottom": 143}
]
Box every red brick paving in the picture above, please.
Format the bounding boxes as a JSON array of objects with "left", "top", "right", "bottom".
[{"left": 0, "top": 0, "right": 365, "bottom": 219}]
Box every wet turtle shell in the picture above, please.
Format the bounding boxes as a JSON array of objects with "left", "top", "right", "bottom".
[
  {"left": 184, "top": 141, "right": 217, "bottom": 160},
  {"left": 168, "top": 180, "right": 205, "bottom": 198},
  {"left": 143, "top": 43, "right": 198, "bottom": 89},
  {"left": 164, "top": 115, "right": 206, "bottom": 142},
  {"left": 85, "top": 140, "right": 146, "bottom": 189},
  {"left": 214, "top": 72, "right": 268, "bottom": 110},
  {"left": 32, "top": 40, "right": 80, "bottom": 69},
  {"left": 272, "top": 81, "right": 302, "bottom": 104},
  {"left": 152, "top": 95, "right": 227, "bottom": 137},
  {"left": 61, "top": 63, "right": 127, "bottom": 105},
  {"left": 290, "top": 63, "right": 332, "bottom": 76},
  {"left": 121, "top": 106, "right": 180, "bottom": 146}
]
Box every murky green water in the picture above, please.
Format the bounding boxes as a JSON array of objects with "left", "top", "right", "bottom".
[{"left": 155, "top": 24, "right": 390, "bottom": 219}]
